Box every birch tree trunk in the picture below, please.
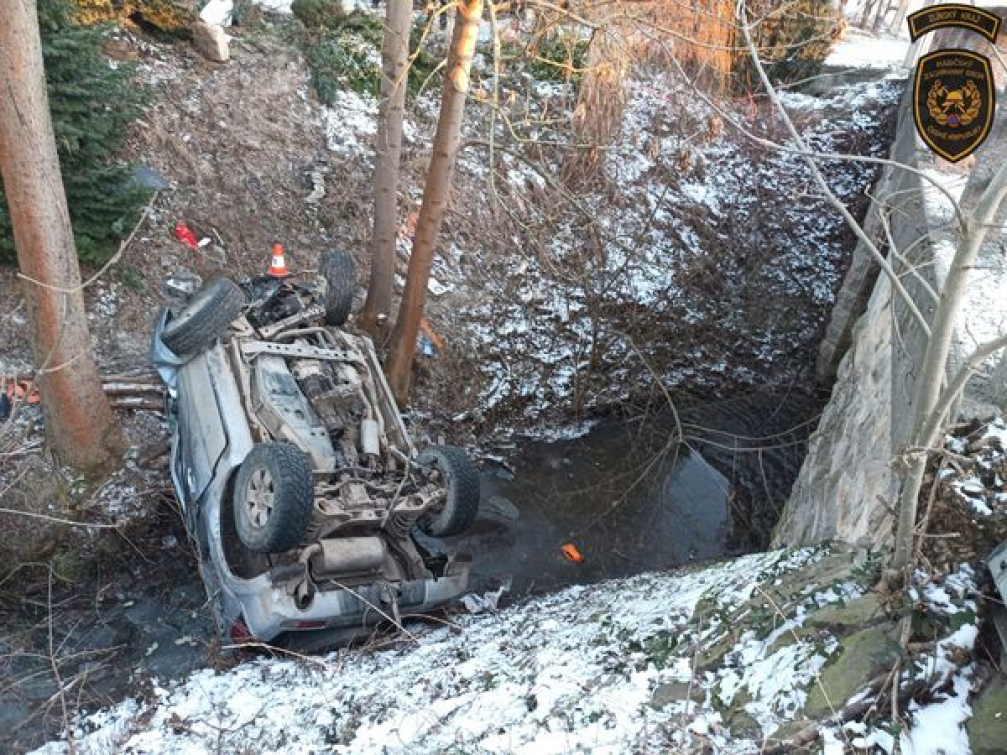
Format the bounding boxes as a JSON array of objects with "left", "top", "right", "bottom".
[
  {"left": 0, "top": 0, "right": 122, "bottom": 475},
  {"left": 359, "top": 0, "right": 411, "bottom": 337},
  {"left": 892, "top": 164, "right": 1007, "bottom": 570},
  {"left": 858, "top": 0, "right": 879, "bottom": 29},
  {"left": 889, "top": 0, "right": 912, "bottom": 34},
  {"left": 385, "top": 0, "right": 483, "bottom": 403}
]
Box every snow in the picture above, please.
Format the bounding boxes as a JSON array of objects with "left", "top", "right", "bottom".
[
  {"left": 322, "top": 91, "right": 379, "bottom": 154},
  {"left": 448, "top": 67, "right": 901, "bottom": 430},
  {"left": 944, "top": 420, "right": 1007, "bottom": 517},
  {"left": 847, "top": 722, "right": 895, "bottom": 753},
  {"left": 252, "top": 0, "right": 294, "bottom": 12},
  {"left": 28, "top": 549, "right": 993, "bottom": 754},
  {"left": 199, "top": 0, "right": 233, "bottom": 26},
  {"left": 35, "top": 547, "right": 850, "bottom": 754},
  {"left": 826, "top": 31, "right": 910, "bottom": 71},
  {"left": 901, "top": 673, "right": 974, "bottom": 755},
  {"left": 900, "top": 565, "right": 981, "bottom": 755}
]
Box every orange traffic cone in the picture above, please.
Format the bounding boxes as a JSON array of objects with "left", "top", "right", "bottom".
[{"left": 268, "top": 244, "right": 289, "bottom": 277}]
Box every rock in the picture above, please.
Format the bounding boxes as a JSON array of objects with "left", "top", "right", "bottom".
[
  {"left": 804, "top": 628, "right": 901, "bottom": 719},
  {"left": 967, "top": 677, "right": 1007, "bottom": 755},
  {"left": 191, "top": 21, "right": 230, "bottom": 63},
  {"left": 720, "top": 689, "right": 763, "bottom": 739},
  {"left": 650, "top": 681, "right": 703, "bottom": 710},
  {"left": 806, "top": 593, "right": 886, "bottom": 629},
  {"left": 696, "top": 629, "right": 739, "bottom": 672},
  {"left": 726, "top": 707, "right": 762, "bottom": 739},
  {"left": 773, "top": 717, "right": 813, "bottom": 741}
]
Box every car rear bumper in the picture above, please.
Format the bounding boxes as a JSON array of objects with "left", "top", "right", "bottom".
[{"left": 220, "top": 556, "right": 471, "bottom": 641}]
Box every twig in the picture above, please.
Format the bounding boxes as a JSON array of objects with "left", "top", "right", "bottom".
[
  {"left": 0, "top": 507, "right": 120, "bottom": 529},
  {"left": 48, "top": 565, "right": 75, "bottom": 754}
]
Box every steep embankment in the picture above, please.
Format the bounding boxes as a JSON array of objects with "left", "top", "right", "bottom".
[{"left": 33, "top": 543, "right": 997, "bottom": 754}]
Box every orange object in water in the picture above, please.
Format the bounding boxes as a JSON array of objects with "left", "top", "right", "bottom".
[
  {"left": 268, "top": 244, "right": 289, "bottom": 277},
  {"left": 561, "top": 543, "right": 586, "bottom": 564}
]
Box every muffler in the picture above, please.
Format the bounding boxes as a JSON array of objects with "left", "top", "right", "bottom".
[
  {"left": 360, "top": 417, "right": 381, "bottom": 457},
  {"left": 308, "top": 537, "right": 386, "bottom": 578}
]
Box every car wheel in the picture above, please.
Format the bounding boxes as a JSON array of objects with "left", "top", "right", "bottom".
[
  {"left": 234, "top": 443, "right": 315, "bottom": 554},
  {"left": 320, "top": 250, "right": 356, "bottom": 327},
  {"left": 417, "top": 445, "right": 480, "bottom": 538},
  {"left": 161, "top": 277, "right": 246, "bottom": 358}
]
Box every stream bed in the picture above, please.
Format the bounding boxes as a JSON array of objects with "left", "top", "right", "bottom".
[
  {"left": 452, "top": 421, "right": 733, "bottom": 596},
  {"left": 1, "top": 392, "right": 815, "bottom": 753}
]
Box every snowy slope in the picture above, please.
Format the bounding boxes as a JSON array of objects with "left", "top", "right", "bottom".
[{"left": 36, "top": 547, "right": 836, "bottom": 754}]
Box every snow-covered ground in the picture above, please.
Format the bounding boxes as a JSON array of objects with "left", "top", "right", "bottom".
[
  {"left": 32, "top": 547, "right": 833, "bottom": 754},
  {"left": 32, "top": 544, "right": 989, "bottom": 755},
  {"left": 827, "top": 29, "right": 910, "bottom": 71}
]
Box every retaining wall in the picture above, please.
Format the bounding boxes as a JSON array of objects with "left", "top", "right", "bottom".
[{"left": 773, "top": 65, "right": 1007, "bottom": 548}]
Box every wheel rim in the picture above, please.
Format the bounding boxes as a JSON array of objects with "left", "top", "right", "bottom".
[{"left": 244, "top": 469, "right": 275, "bottom": 529}]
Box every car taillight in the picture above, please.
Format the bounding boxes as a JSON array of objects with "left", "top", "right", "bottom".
[
  {"left": 229, "top": 619, "right": 253, "bottom": 644},
  {"left": 291, "top": 620, "right": 327, "bottom": 630}
]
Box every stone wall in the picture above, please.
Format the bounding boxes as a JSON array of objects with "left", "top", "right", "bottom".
[{"left": 773, "top": 62, "right": 1006, "bottom": 549}]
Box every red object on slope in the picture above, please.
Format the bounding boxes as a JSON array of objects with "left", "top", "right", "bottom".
[{"left": 174, "top": 222, "right": 199, "bottom": 249}]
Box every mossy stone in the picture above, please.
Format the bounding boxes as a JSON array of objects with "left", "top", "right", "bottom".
[
  {"left": 803, "top": 628, "right": 901, "bottom": 718},
  {"left": 650, "top": 681, "right": 704, "bottom": 710},
  {"left": 967, "top": 677, "right": 1007, "bottom": 755},
  {"left": 806, "top": 593, "right": 885, "bottom": 629},
  {"left": 726, "top": 706, "right": 762, "bottom": 739}
]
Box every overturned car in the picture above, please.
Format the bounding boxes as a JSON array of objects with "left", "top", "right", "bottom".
[{"left": 152, "top": 251, "right": 478, "bottom": 650}]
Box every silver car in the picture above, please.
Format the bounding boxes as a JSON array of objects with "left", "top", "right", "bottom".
[{"left": 151, "top": 252, "right": 477, "bottom": 651}]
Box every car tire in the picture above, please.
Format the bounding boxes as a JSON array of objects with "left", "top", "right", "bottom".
[
  {"left": 320, "top": 250, "right": 356, "bottom": 327},
  {"left": 161, "top": 277, "right": 246, "bottom": 358},
  {"left": 417, "top": 445, "right": 480, "bottom": 538},
  {"left": 234, "top": 442, "right": 315, "bottom": 554}
]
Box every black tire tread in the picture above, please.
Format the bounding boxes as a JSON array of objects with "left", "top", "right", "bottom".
[
  {"left": 162, "top": 278, "right": 245, "bottom": 357},
  {"left": 320, "top": 250, "right": 356, "bottom": 326},
  {"left": 234, "top": 442, "right": 315, "bottom": 554},
  {"left": 418, "top": 445, "right": 480, "bottom": 538}
]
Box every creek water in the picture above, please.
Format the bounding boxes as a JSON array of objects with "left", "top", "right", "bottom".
[
  {"left": 446, "top": 391, "right": 818, "bottom": 597},
  {"left": 450, "top": 420, "right": 734, "bottom": 596}
]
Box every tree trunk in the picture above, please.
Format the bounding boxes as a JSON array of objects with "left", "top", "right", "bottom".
[
  {"left": 871, "top": 0, "right": 893, "bottom": 34},
  {"left": 358, "top": 0, "right": 411, "bottom": 338},
  {"left": 858, "top": 0, "right": 878, "bottom": 29},
  {"left": 384, "top": 0, "right": 483, "bottom": 404},
  {"left": 889, "top": 0, "right": 913, "bottom": 34},
  {"left": 0, "top": 0, "right": 122, "bottom": 476},
  {"left": 892, "top": 164, "right": 1007, "bottom": 571},
  {"left": 562, "top": 22, "right": 628, "bottom": 184}
]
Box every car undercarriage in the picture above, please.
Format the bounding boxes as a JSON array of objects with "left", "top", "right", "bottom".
[{"left": 153, "top": 252, "right": 477, "bottom": 646}]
